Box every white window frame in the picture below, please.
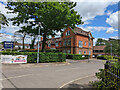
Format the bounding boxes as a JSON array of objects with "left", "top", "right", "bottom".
[
  {"left": 55, "top": 43, "right": 59, "bottom": 47},
  {"left": 67, "top": 50, "right": 71, "bottom": 53},
  {"left": 89, "top": 51, "right": 91, "bottom": 55},
  {"left": 84, "top": 42, "right": 86, "bottom": 46},
  {"left": 63, "top": 40, "right": 66, "bottom": 46},
  {"left": 79, "top": 50, "right": 82, "bottom": 54},
  {"left": 68, "top": 40, "right": 71, "bottom": 46},
  {"left": 48, "top": 43, "right": 51, "bottom": 47},
  {"left": 66, "top": 31, "right": 70, "bottom": 36},
  {"left": 79, "top": 40, "right": 83, "bottom": 48},
  {"left": 89, "top": 42, "right": 91, "bottom": 47}
]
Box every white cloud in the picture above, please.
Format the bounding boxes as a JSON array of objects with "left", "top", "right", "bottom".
[
  {"left": 106, "top": 11, "right": 120, "bottom": 30},
  {"left": 79, "top": 26, "right": 117, "bottom": 34},
  {"left": 106, "top": 27, "right": 118, "bottom": 34},
  {"left": 110, "top": 36, "right": 118, "bottom": 39},
  {"left": 73, "top": 0, "right": 119, "bottom": 22},
  {"left": 106, "top": 10, "right": 113, "bottom": 16}
]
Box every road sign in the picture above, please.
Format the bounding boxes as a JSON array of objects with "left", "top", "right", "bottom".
[{"left": 4, "top": 41, "right": 14, "bottom": 49}]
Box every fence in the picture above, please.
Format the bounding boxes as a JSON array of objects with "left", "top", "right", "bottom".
[{"left": 104, "top": 61, "right": 120, "bottom": 89}]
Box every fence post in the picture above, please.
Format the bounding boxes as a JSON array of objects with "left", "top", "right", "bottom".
[{"left": 104, "top": 61, "right": 108, "bottom": 87}]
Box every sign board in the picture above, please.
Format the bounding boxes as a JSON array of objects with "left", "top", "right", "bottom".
[
  {"left": 4, "top": 41, "right": 14, "bottom": 49},
  {"left": 1, "top": 55, "right": 27, "bottom": 64}
]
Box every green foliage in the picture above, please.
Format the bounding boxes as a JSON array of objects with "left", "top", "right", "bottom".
[
  {"left": 92, "top": 59, "right": 120, "bottom": 89},
  {"left": 6, "top": 2, "right": 84, "bottom": 52},
  {"left": 1, "top": 51, "right": 66, "bottom": 63},
  {"left": 96, "top": 38, "right": 108, "bottom": 46},
  {"left": 0, "top": 12, "right": 8, "bottom": 29},
  {"left": 104, "top": 39, "right": 119, "bottom": 56},
  {"left": 66, "top": 53, "right": 88, "bottom": 60},
  {"left": 97, "top": 55, "right": 119, "bottom": 62},
  {"left": 65, "top": 53, "right": 89, "bottom": 60}
]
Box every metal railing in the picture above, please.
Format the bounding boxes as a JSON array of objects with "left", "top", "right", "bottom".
[{"left": 104, "top": 61, "right": 120, "bottom": 89}]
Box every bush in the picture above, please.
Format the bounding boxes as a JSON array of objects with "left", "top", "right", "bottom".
[
  {"left": 1, "top": 51, "right": 66, "bottom": 63},
  {"left": 66, "top": 53, "right": 73, "bottom": 59},
  {"left": 72, "top": 54, "right": 83, "bottom": 60},
  {"left": 66, "top": 53, "right": 89, "bottom": 60}
]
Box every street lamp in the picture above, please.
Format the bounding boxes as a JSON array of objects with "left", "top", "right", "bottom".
[
  {"left": 37, "top": 22, "right": 41, "bottom": 64},
  {"left": 27, "top": 19, "right": 40, "bottom": 64},
  {"left": 88, "top": 33, "right": 90, "bottom": 62}
]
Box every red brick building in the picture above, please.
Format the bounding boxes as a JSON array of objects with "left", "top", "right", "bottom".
[
  {"left": 37, "top": 27, "right": 94, "bottom": 57},
  {"left": 61, "top": 27, "right": 94, "bottom": 57},
  {"left": 93, "top": 46, "right": 106, "bottom": 57}
]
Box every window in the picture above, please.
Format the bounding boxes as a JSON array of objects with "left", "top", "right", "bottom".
[
  {"left": 66, "top": 31, "right": 70, "bottom": 36},
  {"left": 89, "top": 51, "right": 91, "bottom": 55},
  {"left": 55, "top": 43, "right": 59, "bottom": 47},
  {"left": 79, "top": 41, "right": 83, "bottom": 48},
  {"left": 63, "top": 40, "right": 66, "bottom": 46},
  {"left": 84, "top": 42, "right": 86, "bottom": 46},
  {"left": 48, "top": 43, "right": 51, "bottom": 47},
  {"left": 79, "top": 50, "right": 82, "bottom": 54},
  {"left": 89, "top": 42, "right": 91, "bottom": 47},
  {"left": 68, "top": 40, "right": 71, "bottom": 46},
  {"left": 67, "top": 50, "right": 71, "bottom": 53},
  {"left": 84, "top": 51, "right": 86, "bottom": 55}
]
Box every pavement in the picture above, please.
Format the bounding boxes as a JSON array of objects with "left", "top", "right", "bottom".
[{"left": 1, "top": 59, "right": 106, "bottom": 89}]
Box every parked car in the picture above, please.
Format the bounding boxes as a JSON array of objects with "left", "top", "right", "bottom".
[{"left": 17, "top": 50, "right": 27, "bottom": 52}]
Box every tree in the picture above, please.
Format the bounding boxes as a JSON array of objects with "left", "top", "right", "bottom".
[
  {"left": 0, "top": 12, "right": 8, "bottom": 29},
  {"left": 6, "top": 2, "right": 83, "bottom": 52},
  {"left": 96, "top": 38, "right": 108, "bottom": 46},
  {"left": 104, "top": 39, "right": 119, "bottom": 56}
]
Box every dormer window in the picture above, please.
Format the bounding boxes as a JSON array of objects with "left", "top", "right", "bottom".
[{"left": 66, "top": 31, "right": 70, "bottom": 36}]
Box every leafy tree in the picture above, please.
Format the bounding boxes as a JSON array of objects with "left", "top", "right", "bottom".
[
  {"left": 0, "top": 12, "right": 8, "bottom": 29},
  {"left": 104, "top": 39, "right": 119, "bottom": 56},
  {"left": 6, "top": 2, "right": 83, "bottom": 52},
  {"left": 96, "top": 38, "right": 108, "bottom": 46}
]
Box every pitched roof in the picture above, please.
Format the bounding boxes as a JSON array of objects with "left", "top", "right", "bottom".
[
  {"left": 93, "top": 46, "right": 106, "bottom": 50},
  {"left": 14, "top": 43, "right": 29, "bottom": 46},
  {"left": 72, "top": 27, "right": 94, "bottom": 39},
  {"left": 46, "top": 37, "right": 61, "bottom": 44}
]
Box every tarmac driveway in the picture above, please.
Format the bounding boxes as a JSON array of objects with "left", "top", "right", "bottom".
[{"left": 1, "top": 59, "right": 106, "bottom": 89}]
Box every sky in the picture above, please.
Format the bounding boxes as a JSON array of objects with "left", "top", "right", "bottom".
[{"left": 0, "top": 0, "right": 120, "bottom": 46}]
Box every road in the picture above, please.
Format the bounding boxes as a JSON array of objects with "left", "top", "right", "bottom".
[{"left": 1, "top": 59, "right": 105, "bottom": 89}]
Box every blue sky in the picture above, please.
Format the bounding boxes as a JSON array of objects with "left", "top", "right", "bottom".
[
  {"left": 0, "top": 1, "right": 119, "bottom": 45},
  {"left": 80, "top": 3, "right": 118, "bottom": 39}
]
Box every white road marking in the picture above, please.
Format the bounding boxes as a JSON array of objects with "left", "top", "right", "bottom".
[
  {"left": 56, "top": 67, "right": 81, "bottom": 72},
  {"left": 1, "top": 74, "right": 33, "bottom": 81},
  {"left": 58, "top": 74, "right": 94, "bottom": 89}
]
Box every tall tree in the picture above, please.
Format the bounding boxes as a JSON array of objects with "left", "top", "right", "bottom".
[
  {"left": 6, "top": 2, "right": 83, "bottom": 52},
  {"left": 96, "top": 38, "right": 108, "bottom": 46},
  {"left": 104, "top": 39, "right": 119, "bottom": 56},
  {"left": 0, "top": 12, "right": 8, "bottom": 29}
]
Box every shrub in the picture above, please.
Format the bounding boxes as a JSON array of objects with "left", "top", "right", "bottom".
[
  {"left": 1, "top": 51, "right": 66, "bottom": 63},
  {"left": 72, "top": 54, "right": 83, "bottom": 60}
]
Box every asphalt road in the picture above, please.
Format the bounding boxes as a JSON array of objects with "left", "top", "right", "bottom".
[{"left": 1, "top": 59, "right": 105, "bottom": 89}]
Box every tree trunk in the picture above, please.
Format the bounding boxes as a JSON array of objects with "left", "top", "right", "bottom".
[
  {"left": 30, "top": 36, "right": 36, "bottom": 49},
  {"left": 22, "top": 34, "right": 26, "bottom": 50},
  {"left": 41, "top": 33, "right": 47, "bottom": 52}
]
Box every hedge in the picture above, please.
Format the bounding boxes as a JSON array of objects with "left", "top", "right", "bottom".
[
  {"left": 66, "top": 53, "right": 89, "bottom": 60},
  {"left": 1, "top": 51, "right": 66, "bottom": 63},
  {"left": 97, "top": 55, "right": 120, "bottom": 61}
]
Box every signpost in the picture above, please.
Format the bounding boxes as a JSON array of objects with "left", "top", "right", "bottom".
[{"left": 4, "top": 41, "right": 14, "bottom": 50}]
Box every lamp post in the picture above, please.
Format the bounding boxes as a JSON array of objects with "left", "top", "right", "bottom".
[
  {"left": 88, "top": 33, "right": 90, "bottom": 62},
  {"left": 27, "top": 19, "right": 40, "bottom": 64},
  {"left": 37, "top": 22, "right": 41, "bottom": 64}
]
